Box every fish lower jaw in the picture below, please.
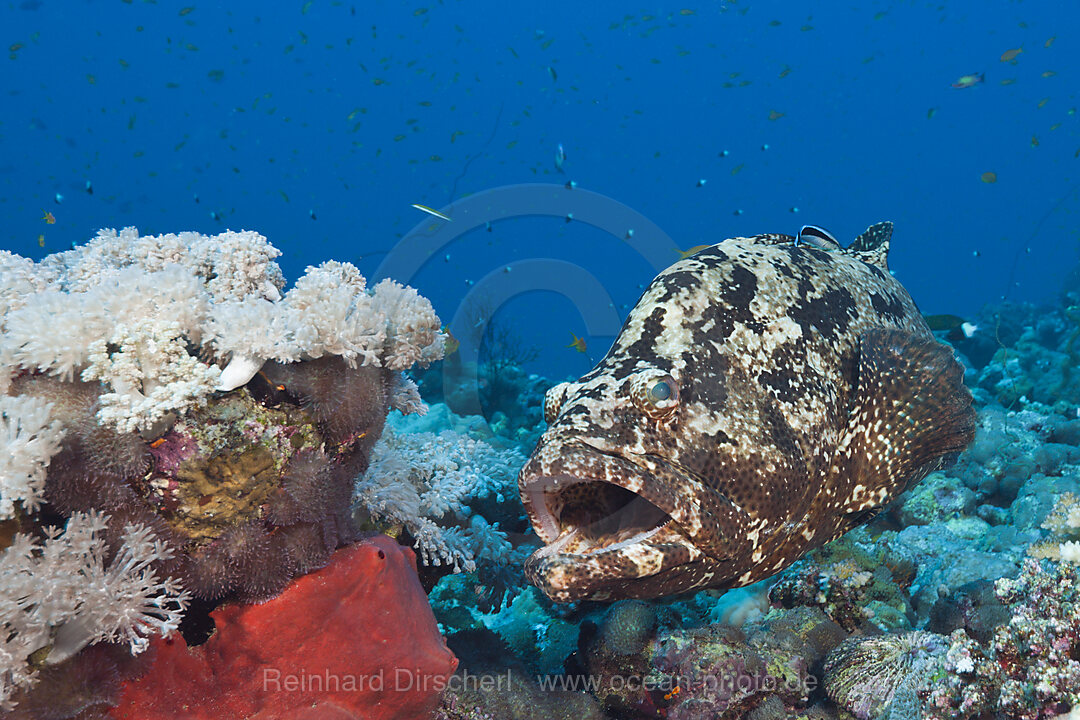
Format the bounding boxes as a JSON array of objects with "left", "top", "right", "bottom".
[
  {"left": 532, "top": 518, "right": 672, "bottom": 561},
  {"left": 523, "top": 474, "right": 676, "bottom": 557}
]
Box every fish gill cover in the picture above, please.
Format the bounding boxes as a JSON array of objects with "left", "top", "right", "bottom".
[{"left": 2, "top": 2, "right": 1080, "bottom": 720}]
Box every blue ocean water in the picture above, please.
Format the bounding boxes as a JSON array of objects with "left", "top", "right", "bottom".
[{"left": 2, "top": 0, "right": 1077, "bottom": 381}]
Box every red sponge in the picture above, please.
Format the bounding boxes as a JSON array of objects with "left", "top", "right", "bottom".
[{"left": 109, "top": 535, "right": 457, "bottom": 720}]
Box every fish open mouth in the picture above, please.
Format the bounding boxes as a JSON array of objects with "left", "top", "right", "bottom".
[
  {"left": 518, "top": 440, "right": 710, "bottom": 601},
  {"left": 524, "top": 475, "right": 674, "bottom": 560}
]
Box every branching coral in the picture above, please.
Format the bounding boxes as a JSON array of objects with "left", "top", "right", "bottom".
[
  {"left": 0, "top": 394, "right": 65, "bottom": 519},
  {"left": 1, "top": 228, "right": 444, "bottom": 432},
  {"left": 0, "top": 510, "right": 189, "bottom": 710},
  {"left": 0, "top": 227, "right": 446, "bottom": 711},
  {"left": 924, "top": 558, "right": 1080, "bottom": 719},
  {"left": 355, "top": 424, "right": 524, "bottom": 572},
  {"left": 1029, "top": 492, "right": 1080, "bottom": 562}
]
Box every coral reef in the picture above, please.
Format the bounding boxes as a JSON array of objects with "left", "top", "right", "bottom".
[
  {"left": 0, "top": 229, "right": 444, "bottom": 712},
  {"left": 767, "top": 533, "right": 915, "bottom": 632},
  {"left": 355, "top": 411, "right": 529, "bottom": 574},
  {"left": 0, "top": 511, "right": 188, "bottom": 709},
  {"left": 991, "top": 558, "right": 1080, "bottom": 718},
  {"left": 1028, "top": 491, "right": 1080, "bottom": 561},
  {"left": 578, "top": 604, "right": 846, "bottom": 719},
  {"left": 108, "top": 535, "right": 457, "bottom": 720},
  {"left": 822, "top": 631, "right": 947, "bottom": 719}
]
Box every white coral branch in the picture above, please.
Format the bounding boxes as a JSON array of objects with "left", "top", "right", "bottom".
[
  {"left": 0, "top": 395, "right": 65, "bottom": 520},
  {"left": 0, "top": 511, "right": 189, "bottom": 710}
]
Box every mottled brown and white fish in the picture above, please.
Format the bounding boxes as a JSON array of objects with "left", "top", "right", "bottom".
[{"left": 519, "top": 222, "right": 975, "bottom": 602}]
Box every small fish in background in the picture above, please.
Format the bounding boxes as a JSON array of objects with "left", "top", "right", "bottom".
[
  {"left": 210, "top": 210, "right": 222, "bottom": 221},
  {"left": 981, "top": 171, "right": 998, "bottom": 184},
  {"left": 952, "top": 72, "right": 984, "bottom": 89},
  {"left": 42, "top": 211, "right": 55, "bottom": 224},
  {"left": 411, "top": 203, "right": 452, "bottom": 221},
  {"left": 676, "top": 244, "right": 711, "bottom": 259},
  {"left": 53, "top": 192, "right": 63, "bottom": 204},
  {"left": 554, "top": 143, "right": 566, "bottom": 173},
  {"left": 1000, "top": 47, "right": 1023, "bottom": 63},
  {"left": 37, "top": 233, "right": 45, "bottom": 247},
  {"left": 309, "top": 209, "right": 317, "bottom": 220},
  {"left": 84, "top": 180, "right": 93, "bottom": 194},
  {"left": 924, "top": 314, "right": 979, "bottom": 343},
  {"left": 442, "top": 327, "right": 460, "bottom": 355},
  {"left": 696, "top": 179, "right": 707, "bottom": 187},
  {"left": 547, "top": 66, "right": 557, "bottom": 82},
  {"left": 566, "top": 332, "right": 587, "bottom": 353},
  {"left": 795, "top": 225, "right": 841, "bottom": 251}
]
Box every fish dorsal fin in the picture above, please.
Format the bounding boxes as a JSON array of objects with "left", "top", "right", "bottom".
[{"left": 845, "top": 221, "right": 893, "bottom": 271}]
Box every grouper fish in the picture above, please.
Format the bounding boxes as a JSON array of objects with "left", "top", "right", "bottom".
[{"left": 519, "top": 222, "right": 975, "bottom": 603}]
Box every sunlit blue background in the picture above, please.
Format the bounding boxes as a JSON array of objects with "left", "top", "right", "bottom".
[{"left": 3, "top": 0, "right": 1077, "bottom": 380}]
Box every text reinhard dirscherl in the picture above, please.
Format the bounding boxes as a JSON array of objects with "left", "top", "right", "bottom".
[{"left": 261, "top": 667, "right": 817, "bottom": 697}]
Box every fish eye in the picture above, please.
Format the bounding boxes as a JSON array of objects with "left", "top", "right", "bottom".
[
  {"left": 544, "top": 382, "right": 572, "bottom": 424},
  {"left": 633, "top": 371, "right": 679, "bottom": 418},
  {"left": 648, "top": 379, "right": 674, "bottom": 404}
]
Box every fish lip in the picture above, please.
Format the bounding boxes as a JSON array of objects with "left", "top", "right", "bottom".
[
  {"left": 518, "top": 438, "right": 705, "bottom": 600},
  {"left": 518, "top": 438, "right": 692, "bottom": 546}
]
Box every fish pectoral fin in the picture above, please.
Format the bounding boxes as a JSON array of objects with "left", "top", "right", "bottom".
[{"left": 827, "top": 328, "right": 975, "bottom": 538}]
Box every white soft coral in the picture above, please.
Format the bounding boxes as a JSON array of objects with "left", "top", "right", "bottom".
[
  {"left": 0, "top": 395, "right": 65, "bottom": 520},
  {"left": 0, "top": 511, "right": 189, "bottom": 710},
  {"left": 82, "top": 319, "right": 220, "bottom": 434}
]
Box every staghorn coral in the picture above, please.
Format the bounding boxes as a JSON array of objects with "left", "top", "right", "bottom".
[{"left": 0, "top": 511, "right": 189, "bottom": 710}]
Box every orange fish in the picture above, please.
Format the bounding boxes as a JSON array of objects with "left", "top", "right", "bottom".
[
  {"left": 676, "top": 244, "right": 711, "bottom": 260},
  {"left": 42, "top": 211, "right": 55, "bottom": 224},
  {"left": 566, "top": 333, "right": 587, "bottom": 353},
  {"left": 981, "top": 171, "right": 997, "bottom": 184},
  {"left": 1000, "top": 47, "right": 1023, "bottom": 63},
  {"left": 951, "top": 73, "right": 984, "bottom": 89}
]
